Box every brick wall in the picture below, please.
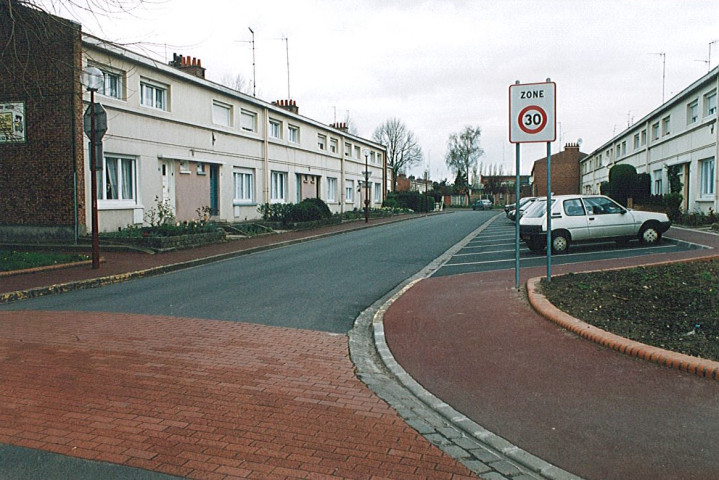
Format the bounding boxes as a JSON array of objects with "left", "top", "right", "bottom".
[
  {"left": 531, "top": 144, "right": 586, "bottom": 197},
  {"left": 0, "top": 3, "right": 84, "bottom": 241}
]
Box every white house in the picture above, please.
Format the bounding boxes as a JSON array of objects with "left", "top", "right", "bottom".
[
  {"left": 83, "top": 35, "right": 387, "bottom": 232},
  {"left": 580, "top": 66, "right": 718, "bottom": 214}
]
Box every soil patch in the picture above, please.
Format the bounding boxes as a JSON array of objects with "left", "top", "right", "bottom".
[{"left": 540, "top": 259, "right": 719, "bottom": 362}]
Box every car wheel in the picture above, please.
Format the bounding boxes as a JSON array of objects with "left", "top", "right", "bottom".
[
  {"left": 639, "top": 224, "right": 661, "bottom": 245},
  {"left": 551, "top": 232, "right": 570, "bottom": 254}
]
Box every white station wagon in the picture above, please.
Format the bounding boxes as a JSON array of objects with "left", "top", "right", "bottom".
[{"left": 519, "top": 194, "right": 671, "bottom": 254}]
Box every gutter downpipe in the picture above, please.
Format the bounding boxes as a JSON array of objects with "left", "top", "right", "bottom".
[
  {"left": 263, "top": 108, "right": 270, "bottom": 209},
  {"left": 72, "top": 90, "right": 79, "bottom": 245},
  {"left": 715, "top": 72, "right": 719, "bottom": 213}
]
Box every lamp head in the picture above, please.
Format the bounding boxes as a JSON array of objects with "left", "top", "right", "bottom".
[{"left": 82, "top": 66, "right": 103, "bottom": 92}]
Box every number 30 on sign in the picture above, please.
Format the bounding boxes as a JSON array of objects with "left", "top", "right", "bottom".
[{"left": 509, "top": 82, "right": 556, "bottom": 144}]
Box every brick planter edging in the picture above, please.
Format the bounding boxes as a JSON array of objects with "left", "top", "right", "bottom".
[{"left": 527, "top": 277, "right": 719, "bottom": 381}]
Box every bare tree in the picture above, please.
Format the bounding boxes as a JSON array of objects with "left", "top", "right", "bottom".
[
  {"left": 445, "top": 126, "right": 484, "bottom": 204},
  {"left": 372, "top": 118, "right": 423, "bottom": 191},
  {"left": 218, "top": 73, "right": 253, "bottom": 96}
]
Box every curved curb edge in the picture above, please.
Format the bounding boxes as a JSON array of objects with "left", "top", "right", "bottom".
[
  {"left": 526, "top": 276, "right": 719, "bottom": 381},
  {"left": 351, "top": 215, "right": 584, "bottom": 480}
]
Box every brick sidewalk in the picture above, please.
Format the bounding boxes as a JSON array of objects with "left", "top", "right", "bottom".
[{"left": 0, "top": 310, "right": 476, "bottom": 479}]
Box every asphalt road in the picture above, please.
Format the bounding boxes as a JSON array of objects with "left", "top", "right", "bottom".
[{"left": 0, "top": 212, "right": 492, "bottom": 333}]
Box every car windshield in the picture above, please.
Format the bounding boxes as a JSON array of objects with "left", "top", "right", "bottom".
[
  {"left": 518, "top": 197, "right": 534, "bottom": 208},
  {"left": 523, "top": 198, "right": 554, "bottom": 218}
]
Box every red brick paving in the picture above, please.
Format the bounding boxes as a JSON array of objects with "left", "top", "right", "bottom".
[{"left": 0, "top": 310, "right": 476, "bottom": 479}]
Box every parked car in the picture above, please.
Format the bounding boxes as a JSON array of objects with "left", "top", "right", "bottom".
[
  {"left": 506, "top": 197, "right": 536, "bottom": 221},
  {"left": 519, "top": 194, "right": 671, "bottom": 254},
  {"left": 472, "top": 199, "right": 493, "bottom": 210}
]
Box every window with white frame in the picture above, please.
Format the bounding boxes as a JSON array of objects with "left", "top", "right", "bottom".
[
  {"left": 344, "top": 142, "right": 351, "bottom": 157},
  {"left": 376, "top": 153, "right": 382, "bottom": 165},
  {"left": 700, "top": 158, "right": 715, "bottom": 197},
  {"left": 233, "top": 169, "right": 254, "bottom": 204},
  {"left": 705, "top": 90, "right": 717, "bottom": 116},
  {"left": 327, "top": 177, "right": 337, "bottom": 202},
  {"left": 179, "top": 160, "right": 191, "bottom": 173},
  {"left": 374, "top": 182, "right": 381, "bottom": 203},
  {"left": 100, "top": 156, "right": 135, "bottom": 201},
  {"left": 197, "top": 162, "right": 206, "bottom": 174},
  {"left": 641, "top": 129, "right": 647, "bottom": 146},
  {"left": 688, "top": 100, "right": 699, "bottom": 124},
  {"left": 97, "top": 68, "right": 123, "bottom": 99},
  {"left": 354, "top": 145, "right": 361, "bottom": 159},
  {"left": 288, "top": 125, "right": 300, "bottom": 143},
  {"left": 140, "top": 80, "right": 167, "bottom": 111},
  {"left": 651, "top": 122, "right": 660, "bottom": 140},
  {"left": 330, "top": 138, "right": 338, "bottom": 153},
  {"left": 270, "top": 171, "right": 287, "bottom": 202},
  {"left": 370, "top": 151, "right": 376, "bottom": 164},
  {"left": 633, "top": 134, "right": 639, "bottom": 149},
  {"left": 241, "top": 109, "right": 256, "bottom": 132},
  {"left": 345, "top": 179, "right": 354, "bottom": 202},
  {"left": 317, "top": 134, "right": 326, "bottom": 150},
  {"left": 653, "top": 169, "right": 663, "bottom": 195},
  {"left": 269, "top": 119, "right": 282, "bottom": 139},
  {"left": 212, "top": 101, "right": 232, "bottom": 127},
  {"left": 662, "top": 116, "right": 671, "bottom": 136}
]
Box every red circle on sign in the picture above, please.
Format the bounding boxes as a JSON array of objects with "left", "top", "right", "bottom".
[{"left": 518, "top": 105, "right": 548, "bottom": 135}]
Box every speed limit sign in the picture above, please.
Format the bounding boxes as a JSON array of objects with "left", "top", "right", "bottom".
[{"left": 509, "top": 81, "right": 556, "bottom": 143}]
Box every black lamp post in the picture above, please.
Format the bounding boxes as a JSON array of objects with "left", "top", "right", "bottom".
[
  {"left": 82, "top": 67, "right": 104, "bottom": 269},
  {"left": 362, "top": 149, "right": 371, "bottom": 223}
]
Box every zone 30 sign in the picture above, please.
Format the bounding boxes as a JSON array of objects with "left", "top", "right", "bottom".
[{"left": 509, "top": 82, "right": 556, "bottom": 143}]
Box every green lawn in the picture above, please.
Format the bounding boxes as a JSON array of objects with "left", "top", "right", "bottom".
[{"left": 0, "top": 250, "right": 90, "bottom": 272}]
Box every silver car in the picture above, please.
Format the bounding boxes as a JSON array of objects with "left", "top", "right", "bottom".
[{"left": 519, "top": 194, "right": 671, "bottom": 254}]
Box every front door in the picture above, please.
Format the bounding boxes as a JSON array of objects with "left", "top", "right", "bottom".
[
  {"left": 209, "top": 164, "right": 219, "bottom": 216},
  {"left": 161, "top": 160, "right": 175, "bottom": 213}
]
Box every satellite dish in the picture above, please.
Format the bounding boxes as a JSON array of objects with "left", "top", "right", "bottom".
[{"left": 577, "top": 138, "right": 583, "bottom": 147}]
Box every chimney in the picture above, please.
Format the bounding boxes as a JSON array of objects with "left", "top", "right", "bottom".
[
  {"left": 330, "top": 122, "right": 348, "bottom": 132},
  {"left": 169, "top": 53, "right": 206, "bottom": 79},
  {"left": 564, "top": 142, "right": 579, "bottom": 150},
  {"left": 272, "top": 99, "right": 299, "bottom": 114}
]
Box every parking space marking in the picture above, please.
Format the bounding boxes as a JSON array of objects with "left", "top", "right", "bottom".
[{"left": 436, "top": 219, "right": 692, "bottom": 275}]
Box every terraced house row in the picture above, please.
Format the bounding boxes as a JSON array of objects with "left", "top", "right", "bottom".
[
  {"left": 0, "top": 3, "right": 387, "bottom": 242},
  {"left": 580, "top": 65, "right": 718, "bottom": 214}
]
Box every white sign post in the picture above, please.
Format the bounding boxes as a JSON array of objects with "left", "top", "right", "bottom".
[
  {"left": 509, "top": 82, "right": 556, "bottom": 144},
  {"left": 509, "top": 80, "right": 556, "bottom": 286}
]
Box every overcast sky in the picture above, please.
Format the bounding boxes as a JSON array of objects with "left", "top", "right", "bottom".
[{"left": 53, "top": 0, "right": 719, "bottom": 181}]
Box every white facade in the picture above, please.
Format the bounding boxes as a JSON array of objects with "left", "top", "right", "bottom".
[
  {"left": 82, "top": 36, "right": 386, "bottom": 232},
  {"left": 580, "top": 67, "right": 718, "bottom": 214}
]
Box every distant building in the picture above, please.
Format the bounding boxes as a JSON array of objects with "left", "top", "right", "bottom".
[
  {"left": 580, "top": 67, "right": 718, "bottom": 213},
  {"left": 0, "top": 3, "right": 387, "bottom": 242},
  {"left": 476, "top": 175, "right": 531, "bottom": 205},
  {"left": 530, "top": 143, "right": 587, "bottom": 197}
]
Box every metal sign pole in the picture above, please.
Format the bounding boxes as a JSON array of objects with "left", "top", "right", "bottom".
[
  {"left": 546, "top": 141, "right": 552, "bottom": 282},
  {"left": 515, "top": 142, "right": 521, "bottom": 288}
]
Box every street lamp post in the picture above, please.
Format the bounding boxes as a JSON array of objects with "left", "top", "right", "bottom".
[
  {"left": 82, "top": 67, "right": 104, "bottom": 269},
  {"left": 362, "top": 149, "right": 370, "bottom": 223}
]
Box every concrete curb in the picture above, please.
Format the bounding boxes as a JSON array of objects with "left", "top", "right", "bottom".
[
  {"left": 351, "top": 214, "right": 584, "bottom": 480},
  {"left": 0, "top": 258, "right": 101, "bottom": 278},
  {"left": 527, "top": 276, "right": 719, "bottom": 381}
]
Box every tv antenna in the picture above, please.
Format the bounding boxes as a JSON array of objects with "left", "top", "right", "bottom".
[{"left": 649, "top": 52, "right": 666, "bottom": 103}]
